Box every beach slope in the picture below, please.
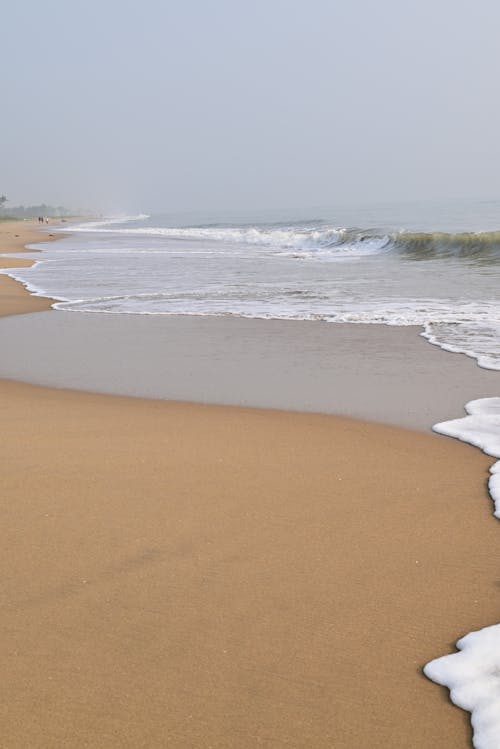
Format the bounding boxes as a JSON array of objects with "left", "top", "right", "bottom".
[{"left": 0, "top": 221, "right": 497, "bottom": 748}]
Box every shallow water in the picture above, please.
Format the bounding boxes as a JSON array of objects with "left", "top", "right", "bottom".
[
  {"left": 0, "top": 313, "right": 498, "bottom": 431},
  {"left": 3, "top": 199, "right": 500, "bottom": 372}
]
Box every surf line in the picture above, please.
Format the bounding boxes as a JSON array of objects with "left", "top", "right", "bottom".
[{"left": 424, "top": 397, "right": 500, "bottom": 749}]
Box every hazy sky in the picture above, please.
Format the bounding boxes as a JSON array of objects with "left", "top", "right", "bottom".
[{"left": 2, "top": 0, "right": 499, "bottom": 213}]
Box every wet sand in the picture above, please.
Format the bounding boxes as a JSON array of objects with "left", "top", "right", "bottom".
[
  {"left": 0, "top": 220, "right": 498, "bottom": 748},
  {"left": 1, "top": 311, "right": 499, "bottom": 429}
]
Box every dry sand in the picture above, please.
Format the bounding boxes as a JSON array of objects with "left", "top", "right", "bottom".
[{"left": 0, "top": 220, "right": 498, "bottom": 748}]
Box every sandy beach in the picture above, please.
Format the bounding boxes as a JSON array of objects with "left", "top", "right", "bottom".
[
  {"left": 0, "top": 222, "right": 58, "bottom": 316},
  {"left": 1, "top": 221, "right": 499, "bottom": 748}
]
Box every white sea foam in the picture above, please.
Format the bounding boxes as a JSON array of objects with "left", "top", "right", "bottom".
[
  {"left": 66, "top": 222, "right": 392, "bottom": 257},
  {"left": 424, "top": 398, "right": 500, "bottom": 748},
  {"left": 433, "top": 398, "right": 500, "bottom": 516},
  {"left": 424, "top": 625, "right": 500, "bottom": 749},
  {"left": 422, "top": 321, "right": 500, "bottom": 372}
]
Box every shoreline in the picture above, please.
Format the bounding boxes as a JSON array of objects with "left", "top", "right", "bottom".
[
  {"left": 2, "top": 220, "right": 499, "bottom": 433},
  {"left": 0, "top": 219, "right": 61, "bottom": 316},
  {"left": 1, "top": 312, "right": 500, "bottom": 430},
  {"left": 0, "top": 220, "right": 497, "bottom": 747}
]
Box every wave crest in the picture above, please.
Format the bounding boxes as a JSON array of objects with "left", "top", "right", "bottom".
[
  {"left": 393, "top": 230, "right": 500, "bottom": 261},
  {"left": 67, "top": 219, "right": 500, "bottom": 261}
]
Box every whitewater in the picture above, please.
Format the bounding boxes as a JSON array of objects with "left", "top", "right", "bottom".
[
  {"left": 6, "top": 210, "right": 500, "bottom": 371},
  {"left": 3, "top": 202, "right": 500, "bottom": 747}
]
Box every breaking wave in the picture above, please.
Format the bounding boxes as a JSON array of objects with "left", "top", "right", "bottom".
[
  {"left": 392, "top": 230, "right": 500, "bottom": 262},
  {"left": 66, "top": 219, "right": 500, "bottom": 262}
]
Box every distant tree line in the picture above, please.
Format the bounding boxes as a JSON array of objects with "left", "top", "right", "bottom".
[{"left": 0, "top": 197, "right": 73, "bottom": 218}]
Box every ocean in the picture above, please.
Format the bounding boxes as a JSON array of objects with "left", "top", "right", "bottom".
[
  {"left": 4, "top": 198, "right": 500, "bottom": 747},
  {"left": 10, "top": 200, "right": 500, "bottom": 372}
]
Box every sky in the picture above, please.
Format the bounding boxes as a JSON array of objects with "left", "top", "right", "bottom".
[{"left": 2, "top": 0, "right": 500, "bottom": 213}]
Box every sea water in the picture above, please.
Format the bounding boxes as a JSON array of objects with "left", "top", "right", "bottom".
[
  {"left": 7, "top": 201, "right": 500, "bottom": 372},
  {"left": 3, "top": 198, "right": 500, "bottom": 746}
]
